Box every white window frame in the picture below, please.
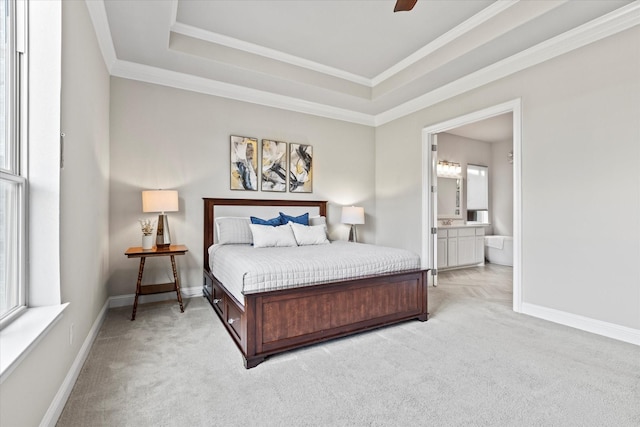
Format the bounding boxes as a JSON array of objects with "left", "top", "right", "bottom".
[
  {"left": 0, "top": 0, "right": 27, "bottom": 330},
  {"left": 1, "top": 0, "right": 66, "bottom": 384},
  {"left": 466, "top": 164, "right": 490, "bottom": 224}
]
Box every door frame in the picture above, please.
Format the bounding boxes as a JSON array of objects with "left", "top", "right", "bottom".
[{"left": 421, "top": 98, "right": 522, "bottom": 313}]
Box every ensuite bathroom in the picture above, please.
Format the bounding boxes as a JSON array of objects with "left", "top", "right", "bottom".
[{"left": 435, "top": 113, "right": 514, "bottom": 292}]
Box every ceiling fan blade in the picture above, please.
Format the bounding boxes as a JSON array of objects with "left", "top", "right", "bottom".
[{"left": 394, "top": 0, "right": 417, "bottom": 12}]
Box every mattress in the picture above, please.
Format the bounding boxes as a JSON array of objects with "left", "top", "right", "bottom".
[{"left": 208, "top": 240, "right": 421, "bottom": 305}]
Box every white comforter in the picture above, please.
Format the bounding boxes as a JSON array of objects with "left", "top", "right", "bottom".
[{"left": 208, "top": 241, "right": 421, "bottom": 305}]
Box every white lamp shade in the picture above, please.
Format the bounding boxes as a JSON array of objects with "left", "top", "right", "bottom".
[
  {"left": 341, "top": 206, "right": 365, "bottom": 225},
  {"left": 142, "top": 190, "right": 179, "bottom": 213}
]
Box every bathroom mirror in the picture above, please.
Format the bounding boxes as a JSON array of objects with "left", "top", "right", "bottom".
[{"left": 437, "top": 177, "right": 463, "bottom": 219}]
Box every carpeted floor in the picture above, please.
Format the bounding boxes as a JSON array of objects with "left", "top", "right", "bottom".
[{"left": 57, "top": 267, "right": 640, "bottom": 426}]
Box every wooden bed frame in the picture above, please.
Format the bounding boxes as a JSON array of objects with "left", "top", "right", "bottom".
[{"left": 202, "top": 198, "right": 429, "bottom": 368}]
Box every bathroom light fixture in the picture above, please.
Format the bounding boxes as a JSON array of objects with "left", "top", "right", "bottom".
[
  {"left": 341, "top": 206, "right": 365, "bottom": 243},
  {"left": 437, "top": 160, "right": 462, "bottom": 178},
  {"left": 142, "top": 190, "right": 179, "bottom": 248}
]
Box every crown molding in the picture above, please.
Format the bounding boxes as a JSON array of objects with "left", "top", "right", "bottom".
[
  {"left": 375, "top": 1, "right": 640, "bottom": 126},
  {"left": 86, "top": 0, "right": 640, "bottom": 128},
  {"left": 169, "top": 0, "right": 179, "bottom": 27},
  {"left": 84, "top": 0, "right": 116, "bottom": 72},
  {"left": 170, "top": 22, "right": 372, "bottom": 87},
  {"left": 169, "top": 1, "right": 519, "bottom": 89},
  {"left": 110, "top": 60, "right": 376, "bottom": 126},
  {"left": 371, "top": 0, "right": 519, "bottom": 86}
]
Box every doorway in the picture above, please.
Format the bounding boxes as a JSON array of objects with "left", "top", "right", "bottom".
[{"left": 421, "top": 99, "right": 522, "bottom": 313}]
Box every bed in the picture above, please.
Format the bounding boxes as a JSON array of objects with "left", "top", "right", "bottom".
[{"left": 203, "top": 198, "right": 429, "bottom": 368}]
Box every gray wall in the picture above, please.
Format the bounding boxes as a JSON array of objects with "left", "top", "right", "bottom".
[
  {"left": 491, "top": 139, "right": 514, "bottom": 236},
  {"left": 108, "top": 79, "right": 375, "bottom": 296},
  {"left": 0, "top": 2, "right": 111, "bottom": 426},
  {"left": 375, "top": 26, "right": 640, "bottom": 330}
]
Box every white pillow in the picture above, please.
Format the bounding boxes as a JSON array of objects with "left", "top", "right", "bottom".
[
  {"left": 290, "top": 222, "right": 330, "bottom": 246},
  {"left": 309, "top": 215, "right": 327, "bottom": 226},
  {"left": 250, "top": 223, "right": 298, "bottom": 248},
  {"left": 215, "top": 217, "right": 252, "bottom": 245}
]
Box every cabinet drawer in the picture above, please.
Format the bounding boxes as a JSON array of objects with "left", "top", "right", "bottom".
[
  {"left": 226, "top": 301, "right": 244, "bottom": 343},
  {"left": 203, "top": 273, "right": 213, "bottom": 302},
  {"left": 447, "top": 229, "right": 458, "bottom": 237},
  {"left": 458, "top": 228, "right": 476, "bottom": 237},
  {"left": 475, "top": 228, "right": 485, "bottom": 236},
  {"left": 437, "top": 229, "right": 447, "bottom": 238},
  {"left": 211, "top": 281, "right": 226, "bottom": 317}
]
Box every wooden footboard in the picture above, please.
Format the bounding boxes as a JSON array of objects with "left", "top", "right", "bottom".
[
  {"left": 201, "top": 198, "right": 429, "bottom": 368},
  {"left": 204, "top": 268, "right": 428, "bottom": 368}
]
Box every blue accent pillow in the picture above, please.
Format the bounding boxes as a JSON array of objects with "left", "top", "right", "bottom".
[
  {"left": 250, "top": 215, "right": 283, "bottom": 226},
  {"left": 279, "top": 212, "right": 309, "bottom": 226}
]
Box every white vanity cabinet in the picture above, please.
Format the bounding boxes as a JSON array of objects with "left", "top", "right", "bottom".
[
  {"left": 437, "top": 229, "right": 448, "bottom": 269},
  {"left": 437, "top": 226, "right": 485, "bottom": 270}
]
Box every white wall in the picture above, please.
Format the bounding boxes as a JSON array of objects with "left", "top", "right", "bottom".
[
  {"left": 0, "top": 2, "right": 111, "bottom": 426},
  {"left": 375, "top": 26, "right": 640, "bottom": 330},
  {"left": 108, "top": 79, "right": 375, "bottom": 297}
]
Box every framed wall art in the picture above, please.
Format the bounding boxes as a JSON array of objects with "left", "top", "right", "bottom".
[
  {"left": 261, "top": 139, "right": 287, "bottom": 192},
  {"left": 289, "top": 143, "right": 313, "bottom": 193},
  {"left": 230, "top": 135, "right": 258, "bottom": 191}
]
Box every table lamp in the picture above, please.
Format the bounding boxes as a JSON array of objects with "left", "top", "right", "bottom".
[
  {"left": 341, "top": 206, "right": 365, "bottom": 243},
  {"left": 142, "top": 190, "right": 179, "bottom": 248}
]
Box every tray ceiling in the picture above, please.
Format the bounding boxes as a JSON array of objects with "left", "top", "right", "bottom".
[{"left": 90, "top": 0, "right": 639, "bottom": 125}]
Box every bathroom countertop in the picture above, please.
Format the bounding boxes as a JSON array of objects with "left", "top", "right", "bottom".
[{"left": 439, "top": 223, "right": 490, "bottom": 228}]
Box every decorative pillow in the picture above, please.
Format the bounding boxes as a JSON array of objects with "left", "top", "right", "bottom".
[
  {"left": 250, "top": 223, "right": 298, "bottom": 248},
  {"left": 250, "top": 215, "right": 283, "bottom": 226},
  {"left": 289, "top": 222, "right": 330, "bottom": 246},
  {"left": 215, "top": 217, "right": 253, "bottom": 245},
  {"left": 309, "top": 215, "right": 326, "bottom": 226},
  {"left": 279, "top": 212, "right": 309, "bottom": 225}
]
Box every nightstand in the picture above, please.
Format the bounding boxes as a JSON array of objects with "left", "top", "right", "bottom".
[{"left": 124, "top": 244, "right": 188, "bottom": 320}]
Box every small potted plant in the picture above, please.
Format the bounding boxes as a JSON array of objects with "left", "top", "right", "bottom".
[{"left": 139, "top": 218, "right": 156, "bottom": 250}]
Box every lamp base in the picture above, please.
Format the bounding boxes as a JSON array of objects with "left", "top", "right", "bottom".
[
  {"left": 348, "top": 224, "right": 358, "bottom": 243},
  {"left": 156, "top": 214, "right": 172, "bottom": 248}
]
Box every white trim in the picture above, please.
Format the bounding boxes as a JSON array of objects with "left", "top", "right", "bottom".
[
  {"left": 172, "top": 1, "right": 517, "bottom": 88},
  {"left": 511, "top": 102, "right": 523, "bottom": 313},
  {"left": 84, "top": 0, "right": 116, "bottom": 72},
  {"left": 421, "top": 99, "right": 523, "bottom": 312},
  {"left": 372, "top": 0, "right": 518, "bottom": 86},
  {"left": 168, "top": 0, "right": 178, "bottom": 27},
  {"left": 521, "top": 303, "right": 640, "bottom": 346},
  {"left": 375, "top": 2, "right": 640, "bottom": 126},
  {"left": 87, "top": 1, "right": 640, "bottom": 127},
  {"left": 40, "top": 290, "right": 202, "bottom": 426},
  {"left": 39, "top": 300, "right": 109, "bottom": 427},
  {"left": 110, "top": 60, "right": 376, "bottom": 126},
  {"left": 0, "top": 303, "right": 69, "bottom": 384},
  {"left": 108, "top": 285, "right": 203, "bottom": 309},
  {"left": 170, "top": 22, "right": 371, "bottom": 87}
]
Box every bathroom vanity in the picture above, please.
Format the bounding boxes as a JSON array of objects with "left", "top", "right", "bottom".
[{"left": 437, "top": 225, "right": 485, "bottom": 270}]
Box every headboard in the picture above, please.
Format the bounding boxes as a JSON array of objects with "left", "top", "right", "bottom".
[{"left": 203, "top": 198, "right": 328, "bottom": 272}]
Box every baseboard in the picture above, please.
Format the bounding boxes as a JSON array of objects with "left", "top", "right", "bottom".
[
  {"left": 39, "top": 285, "right": 203, "bottom": 426},
  {"left": 39, "top": 299, "right": 110, "bottom": 427},
  {"left": 108, "top": 286, "right": 202, "bottom": 308},
  {"left": 521, "top": 303, "right": 640, "bottom": 346}
]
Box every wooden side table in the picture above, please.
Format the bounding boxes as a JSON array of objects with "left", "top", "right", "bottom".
[{"left": 125, "top": 244, "right": 188, "bottom": 320}]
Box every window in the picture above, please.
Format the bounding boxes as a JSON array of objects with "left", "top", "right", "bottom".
[
  {"left": 1, "top": 0, "right": 26, "bottom": 328},
  {"left": 466, "top": 164, "right": 489, "bottom": 224}
]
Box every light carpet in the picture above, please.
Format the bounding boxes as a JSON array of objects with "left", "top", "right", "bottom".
[{"left": 57, "top": 279, "right": 640, "bottom": 426}]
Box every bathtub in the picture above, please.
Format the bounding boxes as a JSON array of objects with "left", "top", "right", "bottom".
[{"left": 484, "top": 235, "right": 513, "bottom": 266}]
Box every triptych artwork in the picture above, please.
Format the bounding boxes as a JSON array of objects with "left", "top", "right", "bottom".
[{"left": 230, "top": 135, "right": 313, "bottom": 193}]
